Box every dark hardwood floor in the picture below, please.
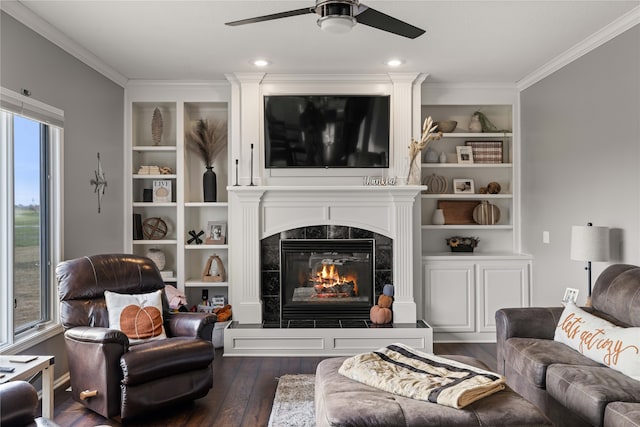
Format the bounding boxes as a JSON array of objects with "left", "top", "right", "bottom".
[{"left": 50, "top": 343, "right": 496, "bottom": 427}]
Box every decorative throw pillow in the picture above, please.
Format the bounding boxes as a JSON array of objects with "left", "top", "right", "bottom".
[
  {"left": 104, "top": 290, "right": 166, "bottom": 344},
  {"left": 554, "top": 302, "right": 640, "bottom": 380}
]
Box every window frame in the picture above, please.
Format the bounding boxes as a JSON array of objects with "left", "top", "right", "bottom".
[{"left": 0, "top": 87, "right": 64, "bottom": 352}]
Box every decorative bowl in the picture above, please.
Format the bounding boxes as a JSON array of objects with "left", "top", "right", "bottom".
[
  {"left": 446, "top": 236, "right": 479, "bottom": 252},
  {"left": 435, "top": 120, "right": 457, "bottom": 133}
]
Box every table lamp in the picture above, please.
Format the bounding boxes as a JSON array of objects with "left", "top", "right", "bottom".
[{"left": 570, "top": 222, "right": 609, "bottom": 305}]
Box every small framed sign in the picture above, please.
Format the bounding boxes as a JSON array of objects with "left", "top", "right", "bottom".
[
  {"left": 562, "top": 287, "right": 579, "bottom": 305},
  {"left": 152, "top": 180, "right": 172, "bottom": 203},
  {"left": 456, "top": 146, "right": 474, "bottom": 164}
]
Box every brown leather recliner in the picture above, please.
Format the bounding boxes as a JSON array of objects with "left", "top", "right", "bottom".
[{"left": 56, "top": 254, "right": 216, "bottom": 420}]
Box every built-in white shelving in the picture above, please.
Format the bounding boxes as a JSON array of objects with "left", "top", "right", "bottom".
[{"left": 125, "top": 88, "right": 231, "bottom": 309}]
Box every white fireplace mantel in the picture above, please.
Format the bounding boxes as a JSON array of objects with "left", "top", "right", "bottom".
[{"left": 227, "top": 185, "right": 423, "bottom": 324}]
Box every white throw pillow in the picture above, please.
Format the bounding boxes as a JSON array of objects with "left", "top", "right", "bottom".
[
  {"left": 104, "top": 289, "right": 166, "bottom": 344},
  {"left": 554, "top": 302, "right": 640, "bottom": 380}
]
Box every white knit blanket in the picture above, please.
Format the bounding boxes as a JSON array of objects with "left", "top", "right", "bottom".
[{"left": 338, "top": 343, "right": 505, "bottom": 409}]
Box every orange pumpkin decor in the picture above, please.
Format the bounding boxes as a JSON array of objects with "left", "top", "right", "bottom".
[
  {"left": 119, "top": 304, "right": 163, "bottom": 340},
  {"left": 377, "top": 294, "right": 393, "bottom": 309},
  {"left": 370, "top": 305, "right": 393, "bottom": 324}
]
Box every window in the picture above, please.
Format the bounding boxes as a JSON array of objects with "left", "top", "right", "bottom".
[{"left": 0, "top": 88, "right": 63, "bottom": 350}]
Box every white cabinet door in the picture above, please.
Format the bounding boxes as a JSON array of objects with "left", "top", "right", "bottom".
[
  {"left": 423, "top": 262, "right": 475, "bottom": 332},
  {"left": 477, "top": 261, "right": 531, "bottom": 332}
]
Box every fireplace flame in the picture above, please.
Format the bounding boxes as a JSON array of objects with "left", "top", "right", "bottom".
[{"left": 313, "top": 263, "right": 358, "bottom": 296}]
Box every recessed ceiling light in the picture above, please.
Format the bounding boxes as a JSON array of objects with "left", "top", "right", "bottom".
[
  {"left": 253, "top": 59, "right": 270, "bottom": 67},
  {"left": 386, "top": 59, "right": 404, "bottom": 67}
]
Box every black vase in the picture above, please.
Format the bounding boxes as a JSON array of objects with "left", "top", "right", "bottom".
[{"left": 203, "top": 166, "right": 217, "bottom": 202}]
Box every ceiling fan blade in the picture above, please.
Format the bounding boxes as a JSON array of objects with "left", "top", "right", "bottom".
[
  {"left": 355, "top": 5, "right": 425, "bottom": 39},
  {"left": 225, "top": 7, "right": 314, "bottom": 26}
]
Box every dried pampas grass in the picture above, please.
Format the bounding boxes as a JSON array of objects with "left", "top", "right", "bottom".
[
  {"left": 407, "top": 116, "right": 442, "bottom": 181},
  {"left": 186, "top": 119, "right": 227, "bottom": 167}
]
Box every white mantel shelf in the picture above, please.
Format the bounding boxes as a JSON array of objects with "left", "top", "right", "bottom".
[{"left": 227, "top": 185, "right": 425, "bottom": 193}]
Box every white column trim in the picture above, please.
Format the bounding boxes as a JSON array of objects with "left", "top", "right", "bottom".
[{"left": 228, "top": 187, "right": 265, "bottom": 323}]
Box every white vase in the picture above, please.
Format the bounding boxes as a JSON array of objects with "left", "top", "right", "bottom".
[
  {"left": 432, "top": 208, "right": 445, "bottom": 225},
  {"left": 146, "top": 248, "right": 166, "bottom": 271},
  {"left": 469, "top": 114, "right": 482, "bottom": 132}
]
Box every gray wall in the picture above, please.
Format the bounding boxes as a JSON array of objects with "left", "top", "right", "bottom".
[
  {"left": 1, "top": 11, "right": 125, "bottom": 379},
  {"left": 521, "top": 25, "right": 640, "bottom": 306}
]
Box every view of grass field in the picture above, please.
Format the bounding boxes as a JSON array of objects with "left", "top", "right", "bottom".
[{"left": 14, "top": 206, "right": 41, "bottom": 328}]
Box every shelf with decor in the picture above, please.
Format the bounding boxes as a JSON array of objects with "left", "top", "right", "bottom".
[
  {"left": 127, "top": 102, "right": 179, "bottom": 282},
  {"left": 422, "top": 163, "right": 512, "bottom": 169},
  {"left": 182, "top": 101, "right": 229, "bottom": 308},
  {"left": 132, "top": 146, "right": 177, "bottom": 152},
  {"left": 132, "top": 239, "right": 178, "bottom": 245},
  {"left": 125, "top": 85, "right": 231, "bottom": 314},
  {"left": 184, "top": 281, "right": 229, "bottom": 288},
  {"left": 421, "top": 194, "right": 512, "bottom": 199},
  {"left": 132, "top": 174, "right": 178, "bottom": 179},
  {"left": 418, "top": 88, "right": 529, "bottom": 340},
  {"left": 420, "top": 103, "right": 516, "bottom": 256},
  {"left": 440, "top": 132, "right": 513, "bottom": 138},
  {"left": 421, "top": 224, "right": 513, "bottom": 230}
]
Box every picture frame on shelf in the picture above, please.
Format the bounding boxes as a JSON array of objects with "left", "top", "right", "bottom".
[
  {"left": 453, "top": 179, "right": 475, "bottom": 194},
  {"left": 205, "top": 221, "right": 226, "bottom": 244},
  {"left": 456, "top": 146, "right": 474, "bottom": 164}
]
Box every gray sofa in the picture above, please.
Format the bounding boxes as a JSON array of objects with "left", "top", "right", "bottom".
[{"left": 496, "top": 263, "right": 640, "bottom": 427}]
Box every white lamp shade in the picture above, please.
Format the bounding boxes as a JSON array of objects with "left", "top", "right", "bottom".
[{"left": 571, "top": 225, "right": 610, "bottom": 262}]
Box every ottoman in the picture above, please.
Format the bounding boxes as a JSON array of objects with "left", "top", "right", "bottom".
[{"left": 315, "top": 355, "right": 551, "bottom": 427}]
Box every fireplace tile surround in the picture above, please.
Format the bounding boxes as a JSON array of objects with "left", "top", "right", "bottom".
[{"left": 261, "top": 225, "right": 393, "bottom": 323}]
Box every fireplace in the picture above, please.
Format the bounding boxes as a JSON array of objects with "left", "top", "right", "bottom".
[{"left": 280, "top": 239, "right": 374, "bottom": 321}]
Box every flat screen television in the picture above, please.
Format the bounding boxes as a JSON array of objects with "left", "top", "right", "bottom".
[{"left": 264, "top": 95, "right": 390, "bottom": 168}]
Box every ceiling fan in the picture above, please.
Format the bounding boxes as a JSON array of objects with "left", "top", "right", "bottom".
[{"left": 225, "top": 0, "right": 425, "bottom": 39}]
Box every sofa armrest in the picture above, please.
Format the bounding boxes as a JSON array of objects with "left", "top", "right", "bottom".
[
  {"left": 495, "top": 307, "right": 564, "bottom": 375},
  {"left": 165, "top": 311, "right": 217, "bottom": 341},
  {"left": 496, "top": 307, "right": 564, "bottom": 341},
  {"left": 0, "top": 380, "right": 38, "bottom": 426},
  {"left": 65, "top": 326, "right": 130, "bottom": 346},
  {"left": 64, "top": 327, "right": 129, "bottom": 418}
]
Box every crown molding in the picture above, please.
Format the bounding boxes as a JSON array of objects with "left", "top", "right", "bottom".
[
  {"left": 422, "top": 82, "right": 518, "bottom": 90},
  {"left": 517, "top": 5, "right": 640, "bottom": 91},
  {"left": 125, "top": 79, "right": 230, "bottom": 88},
  {"left": 1, "top": 1, "right": 128, "bottom": 87},
  {"left": 261, "top": 73, "right": 392, "bottom": 83}
]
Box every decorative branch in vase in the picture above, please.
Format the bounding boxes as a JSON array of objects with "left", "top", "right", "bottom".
[
  {"left": 407, "top": 116, "right": 442, "bottom": 185},
  {"left": 186, "top": 119, "right": 227, "bottom": 202}
]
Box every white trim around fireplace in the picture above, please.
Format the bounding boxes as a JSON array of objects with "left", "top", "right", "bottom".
[{"left": 227, "top": 185, "right": 423, "bottom": 325}]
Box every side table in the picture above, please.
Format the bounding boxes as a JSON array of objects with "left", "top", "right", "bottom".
[{"left": 0, "top": 355, "right": 55, "bottom": 419}]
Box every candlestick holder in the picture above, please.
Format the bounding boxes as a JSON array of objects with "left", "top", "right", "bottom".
[{"left": 249, "top": 143, "right": 255, "bottom": 186}]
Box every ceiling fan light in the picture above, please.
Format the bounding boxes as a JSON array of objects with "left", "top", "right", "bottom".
[{"left": 317, "top": 16, "right": 356, "bottom": 34}]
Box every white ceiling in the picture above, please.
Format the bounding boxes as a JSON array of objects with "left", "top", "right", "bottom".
[{"left": 5, "top": 1, "right": 640, "bottom": 86}]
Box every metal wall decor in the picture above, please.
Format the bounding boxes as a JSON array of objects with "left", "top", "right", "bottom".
[{"left": 90, "top": 153, "right": 107, "bottom": 213}]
